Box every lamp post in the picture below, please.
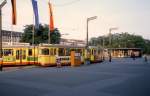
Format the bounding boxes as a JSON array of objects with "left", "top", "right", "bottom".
[
  {"left": 86, "top": 16, "right": 97, "bottom": 48},
  {"left": 0, "top": 0, "right": 7, "bottom": 71},
  {"left": 109, "top": 27, "right": 118, "bottom": 47}
]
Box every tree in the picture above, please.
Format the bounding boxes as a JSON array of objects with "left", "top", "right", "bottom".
[
  {"left": 50, "top": 28, "right": 61, "bottom": 44},
  {"left": 20, "top": 24, "right": 61, "bottom": 45},
  {"left": 89, "top": 32, "right": 150, "bottom": 54}
]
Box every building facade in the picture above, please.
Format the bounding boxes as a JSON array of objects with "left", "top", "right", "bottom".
[{"left": 2, "top": 30, "right": 23, "bottom": 43}]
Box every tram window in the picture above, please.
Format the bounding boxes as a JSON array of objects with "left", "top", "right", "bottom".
[
  {"left": 50, "top": 48, "right": 53, "bottom": 55},
  {"left": 22, "top": 50, "right": 26, "bottom": 59},
  {"left": 54, "top": 48, "right": 56, "bottom": 55},
  {"left": 41, "top": 48, "right": 49, "bottom": 55},
  {"left": 94, "top": 50, "right": 96, "bottom": 55},
  {"left": 16, "top": 50, "right": 20, "bottom": 59},
  {"left": 91, "top": 49, "right": 93, "bottom": 55},
  {"left": 79, "top": 49, "right": 82, "bottom": 53},
  {"left": 98, "top": 50, "right": 101, "bottom": 54},
  {"left": 70, "top": 49, "right": 75, "bottom": 51},
  {"left": 28, "top": 49, "right": 32, "bottom": 56},
  {"left": 3, "top": 49, "right": 13, "bottom": 56},
  {"left": 59, "top": 48, "right": 65, "bottom": 56},
  {"left": 82, "top": 49, "right": 85, "bottom": 56},
  {"left": 66, "top": 48, "right": 70, "bottom": 56}
]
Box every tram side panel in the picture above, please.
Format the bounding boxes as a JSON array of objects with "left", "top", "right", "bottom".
[{"left": 27, "top": 47, "right": 38, "bottom": 65}]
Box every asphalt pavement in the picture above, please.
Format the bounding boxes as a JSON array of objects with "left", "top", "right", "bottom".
[{"left": 0, "top": 57, "right": 150, "bottom": 96}]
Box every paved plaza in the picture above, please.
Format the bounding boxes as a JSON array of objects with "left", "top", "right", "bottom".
[{"left": 0, "top": 58, "right": 150, "bottom": 96}]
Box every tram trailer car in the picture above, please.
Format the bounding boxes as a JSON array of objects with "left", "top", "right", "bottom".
[
  {"left": 37, "top": 44, "right": 85, "bottom": 66},
  {"left": 37, "top": 44, "right": 104, "bottom": 66}
]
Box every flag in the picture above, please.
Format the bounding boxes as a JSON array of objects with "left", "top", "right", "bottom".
[
  {"left": 31, "top": 0, "right": 39, "bottom": 29},
  {"left": 11, "top": 0, "right": 17, "bottom": 25},
  {"left": 48, "top": 2, "right": 54, "bottom": 32}
]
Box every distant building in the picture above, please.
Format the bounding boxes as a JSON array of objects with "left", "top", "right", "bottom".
[
  {"left": 107, "top": 48, "right": 142, "bottom": 58},
  {"left": 2, "top": 30, "right": 23, "bottom": 43}
]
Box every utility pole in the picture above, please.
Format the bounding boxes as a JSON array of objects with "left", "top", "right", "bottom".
[
  {"left": 109, "top": 27, "right": 118, "bottom": 47},
  {"left": 0, "top": 0, "right": 7, "bottom": 71},
  {"left": 86, "top": 16, "right": 97, "bottom": 48}
]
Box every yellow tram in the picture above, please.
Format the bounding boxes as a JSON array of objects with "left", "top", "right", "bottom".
[
  {"left": 1, "top": 43, "right": 104, "bottom": 66},
  {"left": 37, "top": 44, "right": 85, "bottom": 66},
  {"left": 2, "top": 43, "right": 38, "bottom": 66}
]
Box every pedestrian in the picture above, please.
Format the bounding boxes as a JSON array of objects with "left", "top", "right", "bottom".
[
  {"left": 109, "top": 53, "right": 112, "bottom": 62},
  {"left": 56, "top": 57, "right": 61, "bottom": 68},
  {"left": 131, "top": 52, "right": 135, "bottom": 60},
  {"left": 144, "top": 55, "right": 148, "bottom": 62},
  {"left": 133, "top": 53, "right": 135, "bottom": 60},
  {"left": 0, "top": 64, "right": 2, "bottom": 71}
]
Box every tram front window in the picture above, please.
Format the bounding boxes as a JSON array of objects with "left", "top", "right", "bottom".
[
  {"left": 41, "top": 48, "right": 49, "bottom": 55},
  {"left": 3, "top": 49, "right": 13, "bottom": 56}
]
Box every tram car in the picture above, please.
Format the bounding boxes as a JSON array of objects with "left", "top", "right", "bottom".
[
  {"left": 37, "top": 44, "right": 85, "bottom": 66},
  {"left": 2, "top": 43, "right": 38, "bottom": 66},
  {"left": 88, "top": 46, "right": 104, "bottom": 63}
]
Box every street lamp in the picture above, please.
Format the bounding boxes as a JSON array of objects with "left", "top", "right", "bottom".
[
  {"left": 109, "top": 27, "right": 118, "bottom": 46},
  {"left": 0, "top": 0, "right": 7, "bottom": 71},
  {"left": 86, "top": 16, "right": 97, "bottom": 48}
]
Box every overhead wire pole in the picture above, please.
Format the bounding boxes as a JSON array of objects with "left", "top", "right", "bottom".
[{"left": 0, "top": 0, "right": 7, "bottom": 71}]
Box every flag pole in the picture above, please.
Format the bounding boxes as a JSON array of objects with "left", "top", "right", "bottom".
[
  {"left": 48, "top": 0, "right": 51, "bottom": 44},
  {"left": 48, "top": 0, "right": 55, "bottom": 44},
  {"left": 32, "top": 14, "right": 35, "bottom": 46},
  {"left": 0, "top": 0, "right": 7, "bottom": 71},
  {"left": 32, "top": 3, "right": 35, "bottom": 65},
  {"left": 11, "top": 25, "right": 13, "bottom": 45}
]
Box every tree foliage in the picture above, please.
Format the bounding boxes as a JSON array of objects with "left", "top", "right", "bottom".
[
  {"left": 20, "top": 24, "right": 61, "bottom": 45},
  {"left": 89, "top": 32, "right": 150, "bottom": 54}
]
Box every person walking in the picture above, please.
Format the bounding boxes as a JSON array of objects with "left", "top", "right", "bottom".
[
  {"left": 56, "top": 57, "right": 61, "bottom": 68},
  {"left": 144, "top": 55, "right": 148, "bottom": 62},
  {"left": 131, "top": 52, "right": 135, "bottom": 60},
  {"left": 109, "top": 52, "right": 112, "bottom": 62}
]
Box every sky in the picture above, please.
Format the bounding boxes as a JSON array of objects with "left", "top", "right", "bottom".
[{"left": 1, "top": 0, "right": 150, "bottom": 40}]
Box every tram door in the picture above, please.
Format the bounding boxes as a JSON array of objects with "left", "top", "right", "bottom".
[{"left": 15, "top": 48, "right": 26, "bottom": 65}]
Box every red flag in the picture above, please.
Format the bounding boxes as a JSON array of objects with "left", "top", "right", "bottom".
[
  {"left": 48, "top": 2, "right": 54, "bottom": 32},
  {"left": 11, "top": 0, "right": 17, "bottom": 25}
]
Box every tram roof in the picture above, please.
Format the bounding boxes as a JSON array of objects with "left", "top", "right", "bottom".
[{"left": 38, "top": 43, "right": 86, "bottom": 48}]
